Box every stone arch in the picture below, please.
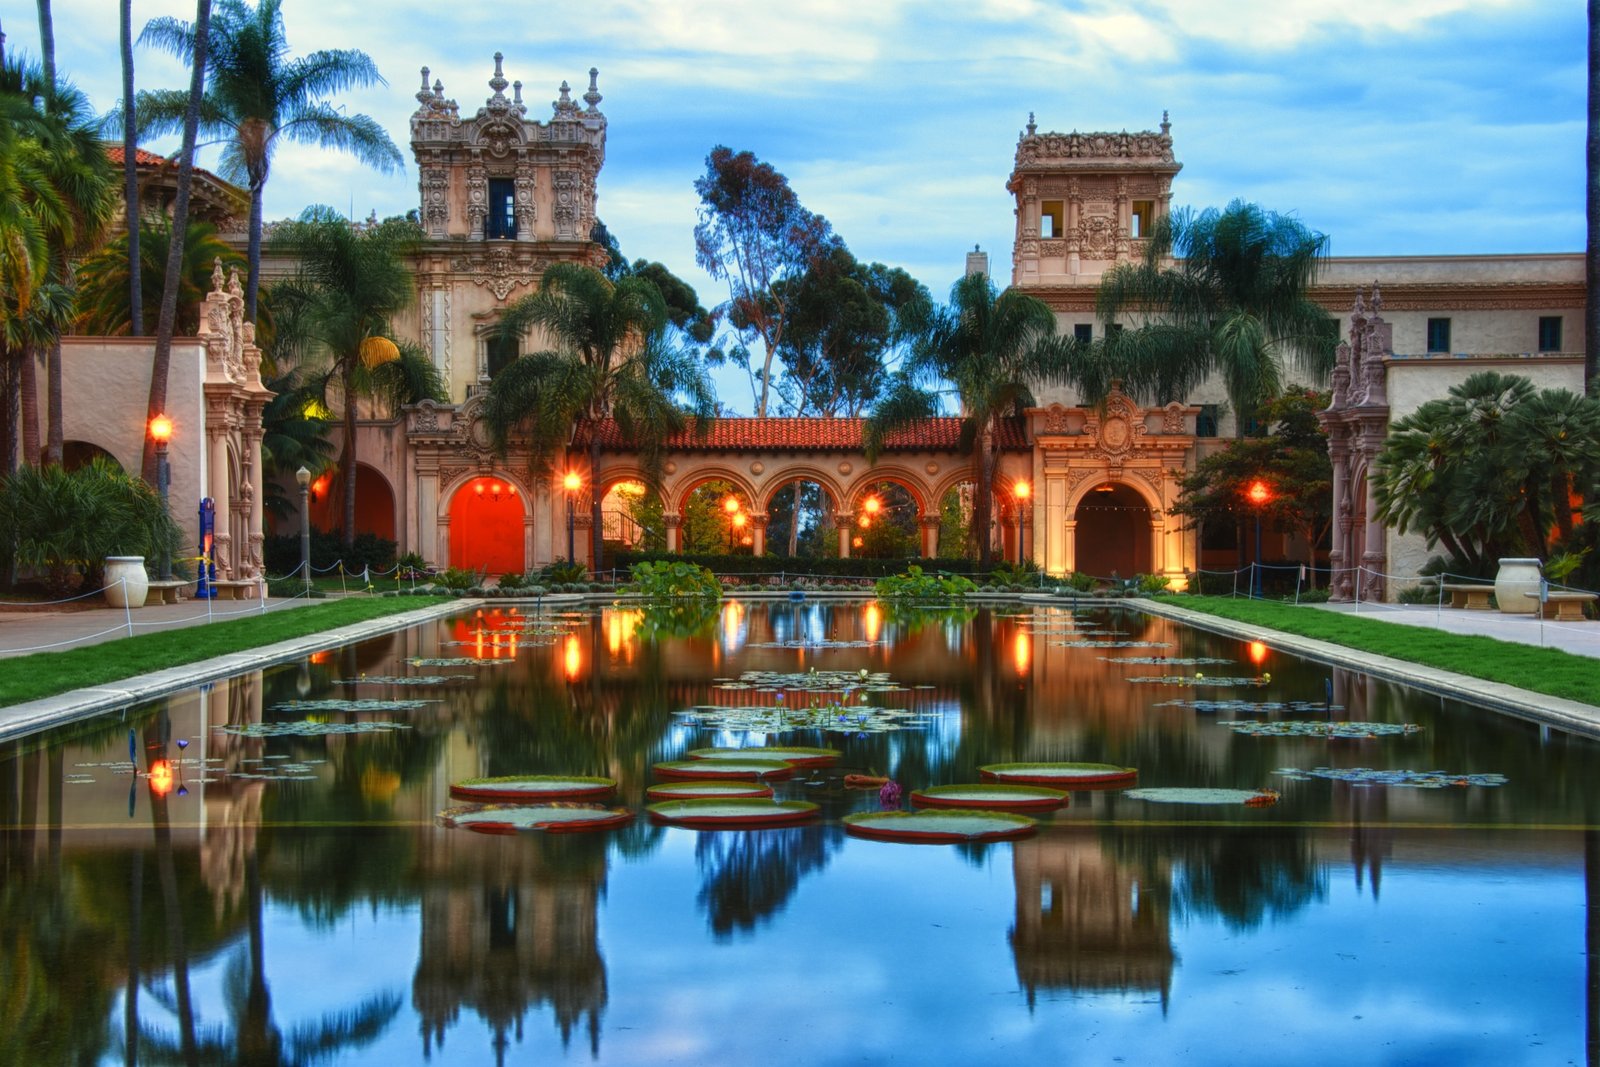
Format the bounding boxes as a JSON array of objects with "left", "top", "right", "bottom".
[
  {"left": 352, "top": 462, "right": 398, "bottom": 542},
  {"left": 441, "top": 469, "right": 531, "bottom": 575},
  {"left": 668, "top": 467, "right": 759, "bottom": 515},
  {"left": 842, "top": 464, "right": 931, "bottom": 515},
  {"left": 756, "top": 465, "right": 845, "bottom": 515},
  {"left": 61, "top": 440, "right": 123, "bottom": 473},
  {"left": 597, "top": 467, "right": 664, "bottom": 553},
  {"left": 1070, "top": 478, "right": 1157, "bottom": 579},
  {"left": 930, "top": 465, "right": 986, "bottom": 514}
]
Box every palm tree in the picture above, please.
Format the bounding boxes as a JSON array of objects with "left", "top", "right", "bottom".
[
  {"left": 120, "top": 0, "right": 142, "bottom": 336},
  {"left": 482, "top": 262, "right": 718, "bottom": 568},
  {"left": 1097, "top": 199, "right": 1336, "bottom": 434},
  {"left": 268, "top": 207, "right": 445, "bottom": 547},
  {"left": 74, "top": 218, "right": 242, "bottom": 336},
  {"left": 136, "top": 0, "right": 403, "bottom": 321},
  {"left": 865, "top": 271, "right": 1062, "bottom": 567}
]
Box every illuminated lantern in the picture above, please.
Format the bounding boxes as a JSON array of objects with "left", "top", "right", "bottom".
[{"left": 359, "top": 335, "right": 401, "bottom": 369}]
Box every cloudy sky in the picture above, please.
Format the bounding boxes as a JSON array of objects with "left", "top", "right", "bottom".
[{"left": 3, "top": 0, "right": 1586, "bottom": 396}]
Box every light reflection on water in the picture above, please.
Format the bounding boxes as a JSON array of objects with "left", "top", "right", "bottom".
[{"left": 1, "top": 600, "right": 1597, "bottom": 1066}]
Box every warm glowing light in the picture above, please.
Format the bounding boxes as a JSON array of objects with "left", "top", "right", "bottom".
[
  {"left": 616, "top": 480, "right": 646, "bottom": 496},
  {"left": 722, "top": 599, "right": 744, "bottom": 644},
  {"left": 475, "top": 482, "right": 486, "bottom": 497},
  {"left": 852, "top": 535, "right": 864, "bottom": 548},
  {"left": 563, "top": 471, "right": 582, "bottom": 493},
  {"left": 859, "top": 515, "right": 872, "bottom": 529},
  {"left": 1248, "top": 641, "right": 1269, "bottom": 667},
  {"left": 508, "top": 485, "right": 517, "bottom": 496},
  {"left": 723, "top": 495, "right": 741, "bottom": 515},
  {"left": 149, "top": 760, "right": 173, "bottom": 796},
  {"left": 1247, "top": 479, "right": 1272, "bottom": 506},
  {"left": 564, "top": 634, "right": 582, "bottom": 681},
  {"left": 1015, "top": 479, "right": 1030, "bottom": 501},
  {"left": 149, "top": 414, "right": 173, "bottom": 443},
  {"left": 491, "top": 482, "right": 501, "bottom": 496},
  {"left": 864, "top": 603, "right": 882, "bottom": 642},
  {"left": 308, "top": 650, "right": 332, "bottom": 665},
  {"left": 740, "top": 534, "right": 753, "bottom": 546},
  {"left": 301, "top": 397, "right": 332, "bottom": 421},
  {"left": 864, "top": 496, "right": 881, "bottom": 515},
  {"left": 732, "top": 513, "right": 747, "bottom": 530},
  {"left": 1013, "top": 631, "right": 1032, "bottom": 677},
  {"left": 358, "top": 335, "right": 401, "bottom": 369}
]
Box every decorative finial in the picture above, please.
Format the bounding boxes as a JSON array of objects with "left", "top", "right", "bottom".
[
  {"left": 211, "top": 258, "right": 225, "bottom": 292},
  {"left": 1160, "top": 110, "right": 1170, "bottom": 135},
  {"left": 433, "top": 78, "right": 444, "bottom": 100},
  {"left": 513, "top": 80, "right": 522, "bottom": 107},
  {"left": 488, "top": 52, "right": 508, "bottom": 97},
  {"left": 1025, "top": 111, "right": 1036, "bottom": 136},
  {"left": 1352, "top": 289, "right": 1366, "bottom": 317},
  {"left": 584, "top": 68, "right": 603, "bottom": 112},
  {"left": 420, "top": 67, "right": 429, "bottom": 89},
  {"left": 1370, "top": 282, "right": 1383, "bottom": 312},
  {"left": 416, "top": 67, "right": 436, "bottom": 108}
]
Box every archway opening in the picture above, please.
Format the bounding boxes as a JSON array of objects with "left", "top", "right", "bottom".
[
  {"left": 448, "top": 475, "right": 525, "bottom": 575},
  {"left": 682, "top": 480, "right": 752, "bottom": 555},
  {"left": 307, "top": 462, "right": 396, "bottom": 542},
  {"left": 61, "top": 441, "right": 122, "bottom": 473},
  {"left": 764, "top": 478, "right": 837, "bottom": 558},
  {"left": 602, "top": 480, "right": 665, "bottom": 554},
  {"left": 851, "top": 480, "right": 918, "bottom": 558},
  {"left": 1074, "top": 482, "right": 1152, "bottom": 579},
  {"left": 937, "top": 481, "right": 980, "bottom": 561}
]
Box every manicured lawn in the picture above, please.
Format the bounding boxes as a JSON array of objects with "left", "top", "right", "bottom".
[
  {"left": 0, "top": 596, "right": 453, "bottom": 706},
  {"left": 1155, "top": 596, "right": 1599, "bottom": 706}
]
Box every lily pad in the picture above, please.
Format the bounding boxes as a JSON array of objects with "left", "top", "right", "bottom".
[
  {"left": 1123, "top": 787, "right": 1281, "bottom": 805},
  {"left": 646, "top": 780, "right": 775, "bottom": 801},
  {"left": 646, "top": 798, "right": 819, "bottom": 829},
  {"left": 1273, "top": 767, "right": 1508, "bottom": 789},
  {"left": 1126, "top": 675, "right": 1266, "bottom": 687},
  {"left": 437, "top": 803, "right": 634, "bottom": 835},
  {"left": 1153, "top": 698, "right": 1342, "bottom": 713},
  {"left": 220, "top": 720, "right": 413, "bottom": 737},
  {"left": 980, "top": 762, "right": 1138, "bottom": 787},
  {"left": 910, "top": 784, "right": 1068, "bottom": 811},
  {"left": 653, "top": 759, "right": 795, "bottom": 781},
  {"left": 843, "top": 810, "right": 1038, "bottom": 843},
  {"left": 1218, "top": 721, "right": 1423, "bottom": 739},
  {"left": 1100, "top": 656, "right": 1236, "bottom": 666},
  {"left": 449, "top": 774, "right": 617, "bottom": 801},
  {"left": 270, "top": 698, "right": 433, "bottom": 712},
  {"left": 330, "top": 675, "right": 468, "bottom": 685},
  {"left": 687, "top": 745, "right": 840, "bottom": 768}
]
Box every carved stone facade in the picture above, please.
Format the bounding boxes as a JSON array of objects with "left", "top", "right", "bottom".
[{"left": 405, "top": 55, "right": 608, "bottom": 400}]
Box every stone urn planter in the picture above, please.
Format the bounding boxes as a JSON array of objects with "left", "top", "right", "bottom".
[
  {"left": 1493, "top": 557, "right": 1542, "bottom": 615},
  {"left": 103, "top": 556, "right": 150, "bottom": 609}
]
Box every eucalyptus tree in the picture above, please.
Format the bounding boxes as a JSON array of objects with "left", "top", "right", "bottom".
[
  {"left": 1097, "top": 199, "right": 1336, "bottom": 433},
  {"left": 482, "top": 262, "right": 717, "bottom": 567},
  {"left": 269, "top": 208, "right": 445, "bottom": 547},
  {"left": 136, "top": 0, "right": 403, "bottom": 320},
  {"left": 693, "top": 146, "right": 839, "bottom": 416},
  {"left": 866, "top": 271, "right": 1063, "bottom": 567}
]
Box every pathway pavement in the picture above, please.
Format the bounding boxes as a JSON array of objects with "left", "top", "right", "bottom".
[
  {"left": 1311, "top": 599, "right": 1600, "bottom": 661},
  {"left": 0, "top": 593, "right": 333, "bottom": 659}
]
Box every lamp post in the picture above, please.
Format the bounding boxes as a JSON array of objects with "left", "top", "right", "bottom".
[
  {"left": 150, "top": 415, "right": 173, "bottom": 580},
  {"left": 563, "top": 471, "right": 582, "bottom": 563},
  {"left": 295, "top": 466, "right": 312, "bottom": 594},
  {"left": 1015, "top": 479, "right": 1031, "bottom": 568},
  {"left": 1247, "top": 478, "right": 1271, "bottom": 598},
  {"left": 723, "top": 495, "right": 740, "bottom": 553}
]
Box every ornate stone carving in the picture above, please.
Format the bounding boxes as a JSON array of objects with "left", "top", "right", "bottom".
[
  {"left": 466, "top": 162, "right": 487, "bottom": 237},
  {"left": 1041, "top": 404, "right": 1071, "bottom": 435},
  {"left": 1014, "top": 126, "right": 1177, "bottom": 166},
  {"left": 448, "top": 248, "right": 545, "bottom": 300},
  {"left": 1160, "top": 402, "right": 1186, "bottom": 435},
  {"left": 1081, "top": 383, "right": 1147, "bottom": 459},
  {"left": 1078, "top": 214, "right": 1117, "bottom": 256}
]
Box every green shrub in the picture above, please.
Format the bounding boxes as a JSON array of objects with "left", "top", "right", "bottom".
[
  {"left": 1066, "top": 571, "right": 1097, "bottom": 593},
  {"left": 874, "top": 565, "right": 978, "bottom": 600},
  {"left": 264, "top": 529, "right": 397, "bottom": 576},
  {"left": 436, "top": 566, "right": 482, "bottom": 591},
  {"left": 1135, "top": 573, "right": 1172, "bottom": 595},
  {"left": 539, "top": 558, "right": 588, "bottom": 584},
  {"left": 0, "top": 459, "right": 181, "bottom": 597},
  {"left": 608, "top": 550, "right": 993, "bottom": 579},
  {"left": 626, "top": 560, "right": 722, "bottom": 599},
  {"left": 1396, "top": 578, "right": 1441, "bottom": 605}
]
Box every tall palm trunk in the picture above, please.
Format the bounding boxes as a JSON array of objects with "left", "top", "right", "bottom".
[
  {"left": 975, "top": 428, "right": 996, "bottom": 568},
  {"left": 787, "top": 482, "right": 802, "bottom": 557},
  {"left": 34, "top": 0, "right": 54, "bottom": 86},
  {"left": 19, "top": 344, "right": 39, "bottom": 466},
  {"left": 341, "top": 359, "right": 358, "bottom": 548},
  {"left": 121, "top": 0, "right": 141, "bottom": 336},
  {"left": 590, "top": 433, "right": 604, "bottom": 570},
  {"left": 246, "top": 180, "right": 264, "bottom": 321},
  {"left": 36, "top": 0, "right": 62, "bottom": 468},
  {"left": 45, "top": 335, "right": 62, "bottom": 465},
  {"left": 143, "top": 0, "right": 212, "bottom": 485}
]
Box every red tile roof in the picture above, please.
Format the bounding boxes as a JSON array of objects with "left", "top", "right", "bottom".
[
  {"left": 582, "top": 416, "right": 1029, "bottom": 453},
  {"left": 106, "top": 146, "right": 171, "bottom": 167}
]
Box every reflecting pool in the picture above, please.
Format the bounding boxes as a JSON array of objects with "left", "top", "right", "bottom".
[{"left": 3, "top": 600, "right": 1597, "bottom": 1066}]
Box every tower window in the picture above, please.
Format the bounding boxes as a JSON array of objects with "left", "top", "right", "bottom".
[
  {"left": 1131, "top": 200, "right": 1153, "bottom": 238},
  {"left": 1073, "top": 323, "right": 1092, "bottom": 344},
  {"left": 1426, "top": 318, "right": 1451, "bottom": 354},
  {"left": 486, "top": 330, "right": 519, "bottom": 379},
  {"left": 1040, "top": 200, "right": 1063, "bottom": 239},
  {"left": 1196, "top": 404, "right": 1219, "bottom": 438},
  {"left": 487, "top": 178, "right": 517, "bottom": 239},
  {"left": 1538, "top": 316, "right": 1563, "bottom": 352}
]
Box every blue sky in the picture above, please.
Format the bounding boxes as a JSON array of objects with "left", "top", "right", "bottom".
[{"left": 4, "top": 0, "right": 1587, "bottom": 399}]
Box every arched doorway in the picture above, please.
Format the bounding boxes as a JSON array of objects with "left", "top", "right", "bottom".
[
  {"left": 602, "top": 479, "right": 665, "bottom": 553},
  {"left": 448, "top": 475, "right": 526, "bottom": 575},
  {"left": 762, "top": 477, "right": 838, "bottom": 558},
  {"left": 307, "top": 463, "right": 396, "bottom": 541},
  {"left": 1074, "top": 482, "right": 1151, "bottom": 579},
  {"left": 61, "top": 441, "right": 122, "bottom": 472}
]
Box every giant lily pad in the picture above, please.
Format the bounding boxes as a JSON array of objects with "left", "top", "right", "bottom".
[
  {"left": 1100, "top": 656, "right": 1236, "bottom": 666},
  {"left": 270, "top": 698, "right": 433, "bottom": 713},
  {"left": 1219, "top": 721, "right": 1423, "bottom": 739},
  {"left": 437, "top": 803, "right": 634, "bottom": 835},
  {"left": 1127, "top": 675, "right": 1265, "bottom": 687},
  {"left": 672, "top": 704, "right": 939, "bottom": 736},
  {"left": 646, "top": 780, "right": 775, "bottom": 801},
  {"left": 220, "top": 720, "right": 413, "bottom": 737},
  {"left": 980, "top": 762, "right": 1137, "bottom": 787},
  {"left": 1153, "top": 698, "right": 1341, "bottom": 713},
  {"left": 688, "top": 745, "right": 840, "bottom": 768},
  {"left": 1123, "top": 787, "right": 1280, "bottom": 806},
  {"left": 910, "top": 784, "right": 1068, "bottom": 811},
  {"left": 646, "top": 798, "right": 819, "bottom": 829},
  {"left": 653, "top": 759, "right": 795, "bottom": 781},
  {"left": 843, "top": 810, "right": 1037, "bottom": 843},
  {"left": 449, "top": 774, "right": 616, "bottom": 801},
  {"left": 1274, "top": 767, "right": 1508, "bottom": 788}
]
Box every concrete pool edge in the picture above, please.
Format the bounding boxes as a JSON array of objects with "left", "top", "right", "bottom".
[
  {"left": 1134, "top": 597, "right": 1600, "bottom": 739},
  {"left": 0, "top": 599, "right": 479, "bottom": 744}
]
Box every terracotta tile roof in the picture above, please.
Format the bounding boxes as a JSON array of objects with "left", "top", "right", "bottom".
[
  {"left": 583, "top": 416, "right": 1030, "bottom": 453},
  {"left": 105, "top": 146, "right": 170, "bottom": 167}
]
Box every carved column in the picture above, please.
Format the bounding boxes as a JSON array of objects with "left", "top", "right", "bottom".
[
  {"left": 1149, "top": 517, "right": 1167, "bottom": 576},
  {"left": 1326, "top": 432, "right": 1350, "bottom": 601},
  {"left": 244, "top": 400, "right": 266, "bottom": 579},
  {"left": 1062, "top": 519, "right": 1077, "bottom": 575},
  {"left": 466, "top": 159, "right": 487, "bottom": 239},
  {"left": 836, "top": 513, "right": 853, "bottom": 559},
  {"left": 920, "top": 515, "right": 941, "bottom": 558},
  {"left": 750, "top": 512, "right": 768, "bottom": 557},
  {"left": 663, "top": 513, "right": 682, "bottom": 554},
  {"left": 207, "top": 398, "right": 232, "bottom": 579}
]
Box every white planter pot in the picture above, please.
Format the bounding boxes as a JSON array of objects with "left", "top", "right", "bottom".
[
  {"left": 104, "top": 556, "right": 150, "bottom": 609},
  {"left": 1493, "top": 557, "right": 1541, "bottom": 615}
]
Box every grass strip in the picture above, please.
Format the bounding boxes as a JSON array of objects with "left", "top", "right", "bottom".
[
  {"left": 1154, "top": 596, "right": 1599, "bottom": 705},
  {"left": 0, "top": 597, "right": 453, "bottom": 706}
]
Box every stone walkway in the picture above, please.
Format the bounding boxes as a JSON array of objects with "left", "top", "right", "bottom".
[
  {"left": 1312, "top": 599, "right": 1600, "bottom": 660},
  {"left": 0, "top": 593, "right": 332, "bottom": 659}
]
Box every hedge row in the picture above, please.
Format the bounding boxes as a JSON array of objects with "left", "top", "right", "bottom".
[{"left": 604, "top": 551, "right": 999, "bottom": 579}]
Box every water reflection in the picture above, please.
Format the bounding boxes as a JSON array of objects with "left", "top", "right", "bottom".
[{"left": 2, "top": 601, "right": 1598, "bottom": 1064}]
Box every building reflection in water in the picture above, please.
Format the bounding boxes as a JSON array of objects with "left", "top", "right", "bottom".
[{"left": 1009, "top": 834, "right": 1175, "bottom": 1009}]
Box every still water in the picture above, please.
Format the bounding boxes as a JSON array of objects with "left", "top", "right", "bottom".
[{"left": 2, "top": 600, "right": 1596, "bottom": 1066}]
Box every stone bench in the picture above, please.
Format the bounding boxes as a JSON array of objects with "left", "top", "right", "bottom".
[
  {"left": 143, "top": 580, "right": 189, "bottom": 606},
  {"left": 1522, "top": 591, "right": 1597, "bottom": 622},
  {"left": 209, "top": 579, "right": 259, "bottom": 601},
  {"left": 1440, "top": 583, "right": 1494, "bottom": 610}
]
